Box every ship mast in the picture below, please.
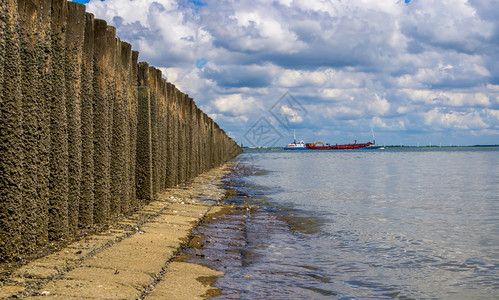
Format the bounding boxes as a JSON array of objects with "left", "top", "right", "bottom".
[{"left": 371, "top": 127, "right": 376, "bottom": 145}]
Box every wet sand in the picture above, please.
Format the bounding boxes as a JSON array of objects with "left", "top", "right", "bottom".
[{"left": 0, "top": 164, "right": 236, "bottom": 299}]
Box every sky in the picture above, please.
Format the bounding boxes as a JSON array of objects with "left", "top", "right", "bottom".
[{"left": 71, "top": 0, "right": 499, "bottom": 147}]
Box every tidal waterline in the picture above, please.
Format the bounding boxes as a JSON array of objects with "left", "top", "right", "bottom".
[{"left": 185, "top": 148, "right": 498, "bottom": 299}]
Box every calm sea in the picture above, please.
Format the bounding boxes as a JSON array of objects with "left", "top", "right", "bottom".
[{"left": 211, "top": 148, "right": 498, "bottom": 299}]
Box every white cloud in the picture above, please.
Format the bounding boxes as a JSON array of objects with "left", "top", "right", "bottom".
[
  {"left": 277, "top": 69, "right": 330, "bottom": 87},
  {"left": 371, "top": 116, "right": 406, "bottom": 131},
  {"left": 404, "top": 89, "right": 491, "bottom": 108},
  {"left": 400, "top": 0, "right": 494, "bottom": 53},
  {"left": 368, "top": 94, "right": 391, "bottom": 116},
  {"left": 87, "top": 0, "right": 157, "bottom": 25},
  {"left": 320, "top": 89, "right": 343, "bottom": 99},
  {"left": 324, "top": 106, "right": 362, "bottom": 120},
  {"left": 212, "top": 94, "right": 263, "bottom": 117},
  {"left": 81, "top": 0, "right": 499, "bottom": 145},
  {"left": 423, "top": 108, "right": 488, "bottom": 130},
  {"left": 280, "top": 105, "right": 304, "bottom": 124}
]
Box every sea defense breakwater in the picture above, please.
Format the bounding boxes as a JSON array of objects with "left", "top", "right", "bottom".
[{"left": 0, "top": 0, "right": 242, "bottom": 262}]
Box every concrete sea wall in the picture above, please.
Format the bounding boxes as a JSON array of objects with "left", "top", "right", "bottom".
[{"left": 0, "top": 0, "right": 242, "bottom": 262}]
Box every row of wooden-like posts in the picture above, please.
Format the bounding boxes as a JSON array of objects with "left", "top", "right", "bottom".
[{"left": 0, "top": 0, "right": 242, "bottom": 262}]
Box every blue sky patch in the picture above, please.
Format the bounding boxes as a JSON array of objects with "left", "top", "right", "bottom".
[
  {"left": 189, "top": 0, "right": 207, "bottom": 7},
  {"left": 195, "top": 58, "right": 208, "bottom": 69}
]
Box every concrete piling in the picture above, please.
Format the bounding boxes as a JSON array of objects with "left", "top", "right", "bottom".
[
  {"left": 110, "top": 37, "right": 126, "bottom": 216},
  {"left": 105, "top": 26, "right": 116, "bottom": 215},
  {"left": 118, "top": 41, "right": 133, "bottom": 214},
  {"left": 18, "top": 0, "right": 43, "bottom": 253},
  {"left": 36, "top": 0, "right": 52, "bottom": 246},
  {"left": 166, "top": 83, "right": 177, "bottom": 188},
  {"left": 136, "top": 84, "right": 153, "bottom": 201},
  {"left": 148, "top": 67, "right": 160, "bottom": 196},
  {"left": 128, "top": 50, "right": 139, "bottom": 209},
  {"left": 80, "top": 12, "right": 95, "bottom": 227},
  {"left": 65, "top": 1, "right": 86, "bottom": 233},
  {"left": 0, "top": 0, "right": 242, "bottom": 262},
  {"left": 48, "top": 0, "right": 70, "bottom": 241},
  {"left": 0, "top": 0, "right": 24, "bottom": 261},
  {"left": 92, "top": 18, "right": 110, "bottom": 224}
]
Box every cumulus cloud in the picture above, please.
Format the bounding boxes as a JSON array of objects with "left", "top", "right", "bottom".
[
  {"left": 423, "top": 108, "right": 488, "bottom": 130},
  {"left": 368, "top": 94, "right": 391, "bottom": 116},
  {"left": 280, "top": 105, "right": 304, "bottom": 124},
  {"left": 371, "top": 116, "right": 407, "bottom": 131},
  {"left": 82, "top": 0, "right": 499, "bottom": 145},
  {"left": 212, "top": 93, "right": 263, "bottom": 117},
  {"left": 203, "top": 64, "right": 275, "bottom": 88}
]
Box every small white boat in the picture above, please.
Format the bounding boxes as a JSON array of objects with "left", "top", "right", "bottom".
[
  {"left": 359, "top": 128, "right": 384, "bottom": 150},
  {"left": 284, "top": 131, "right": 308, "bottom": 150},
  {"left": 361, "top": 144, "right": 385, "bottom": 150}
]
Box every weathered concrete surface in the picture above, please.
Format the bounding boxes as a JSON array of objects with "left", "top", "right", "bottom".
[
  {"left": 0, "top": 0, "right": 24, "bottom": 262},
  {"left": 0, "top": 164, "right": 233, "bottom": 299},
  {"left": 146, "top": 262, "right": 223, "bottom": 300},
  {"left": 79, "top": 11, "right": 95, "bottom": 227},
  {"left": 48, "top": 0, "right": 70, "bottom": 241},
  {"left": 136, "top": 84, "right": 153, "bottom": 201},
  {"left": 65, "top": 1, "right": 86, "bottom": 233},
  {"left": 92, "top": 18, "right": 111, "bottom": 224}
]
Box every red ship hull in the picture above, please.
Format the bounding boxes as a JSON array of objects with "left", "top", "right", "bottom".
[{"left": 306, "top": 141, "right": 373, "bottom": 150}]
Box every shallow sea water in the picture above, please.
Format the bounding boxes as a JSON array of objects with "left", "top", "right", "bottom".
[{"left": 203, "top": 148, "right": 499, "bottom": 299}]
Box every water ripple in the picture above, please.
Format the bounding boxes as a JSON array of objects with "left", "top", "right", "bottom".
[{"left": 221, "top": 149, "right": 499, "bottom": 299}]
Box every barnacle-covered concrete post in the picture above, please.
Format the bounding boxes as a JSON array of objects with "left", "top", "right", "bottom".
[
  {"left": 136, "top": 62, "right": 153, "bottom": 201},
  {"left": 65, "top": 1, "right": 86, "bottom": 233},
  {"left": 129, "top": 50, "right": 139, "bottom": 209},
  {"left": 80, "top": 12, "right": 95, "bottom": 227},
  {"left": 93, "top": 19, "right": 111, "bottom": 223},
  {"left": 0, "top": 0, "right": 24, "bottom": 261},
  {"left": 48, "top": 0, "right": 69, "bottom": 240},
  {"left": 18, "top": 0, "right": 44, "bottom": 252}
]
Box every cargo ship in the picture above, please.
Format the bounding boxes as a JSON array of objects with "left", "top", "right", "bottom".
[
  {"left": 306, "top": 140, "right": 378, "bottom": 150},
  {"left": 284, "top": 129, "right": 384, "bottom": 150},
  {"left": 305, "top": 129, "right": 384, "bottom": 150}
]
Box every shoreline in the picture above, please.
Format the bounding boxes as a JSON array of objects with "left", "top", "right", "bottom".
[{"left": 0, "top": 163, "right": 238, "bottom": 299}]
